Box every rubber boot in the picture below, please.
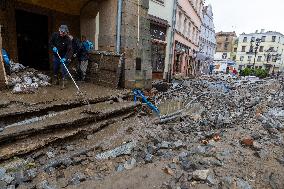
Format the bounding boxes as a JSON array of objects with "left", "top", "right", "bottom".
[
  {"left": 61, "top": 78, "right": 66, "bottom": 89},
  {"left": 52, "top": 75, "right": 59, "bottom": 85}
]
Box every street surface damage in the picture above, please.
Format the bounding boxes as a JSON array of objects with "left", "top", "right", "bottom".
[{"left": 0, "top": 74, "right": 283, "bottom": 189}]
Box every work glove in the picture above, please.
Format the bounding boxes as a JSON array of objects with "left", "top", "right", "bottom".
[
  {"left": 60, "top": 58, "right": 66, "bottom": 64},
  {"left": 53, "top": 47, "right": 58, "bottom": 54}
]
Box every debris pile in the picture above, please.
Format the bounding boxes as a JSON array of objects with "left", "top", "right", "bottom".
[
  {"left": 6, "top": 61, "right": 51, "bottom": 93},
  {"left": 0, "top": 74, "right": 283, "bottom": 189}
]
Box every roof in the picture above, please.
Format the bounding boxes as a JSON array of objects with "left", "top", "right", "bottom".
[{"left": 148, "top": 14, "right": 170, "bottom": 27}]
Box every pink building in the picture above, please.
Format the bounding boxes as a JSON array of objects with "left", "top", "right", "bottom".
[{"left": 173, "top": 0, "right": 203, "bottom": 76}]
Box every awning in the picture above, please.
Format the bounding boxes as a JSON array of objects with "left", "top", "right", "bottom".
[{"left": 148, "top": 14, "right": 170, "bottom": 27}]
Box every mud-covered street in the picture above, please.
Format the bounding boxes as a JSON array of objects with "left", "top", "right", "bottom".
[{"left": 0, "top": 75, "right": 283, "bottom": 189}]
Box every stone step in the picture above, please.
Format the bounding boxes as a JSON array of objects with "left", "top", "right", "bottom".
[{"left": 0, "top": 101, "right": 138, "bottom": 161}]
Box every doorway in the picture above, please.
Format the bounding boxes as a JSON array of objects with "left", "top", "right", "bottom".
[{"left": 16, "top": 10, "right": 49, "bottom": 70}]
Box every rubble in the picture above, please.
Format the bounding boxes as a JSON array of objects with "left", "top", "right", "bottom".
[{"left": 7, "top": 61, "right": 51, "bottom": 93}]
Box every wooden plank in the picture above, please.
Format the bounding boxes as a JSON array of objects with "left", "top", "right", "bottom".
[{"left": 0, "top": 25, "right": 8, "bottom": 89}]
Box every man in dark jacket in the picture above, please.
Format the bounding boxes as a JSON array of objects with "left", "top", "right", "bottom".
[{"left": 50, "top": 25, "right": 72, "bottom": 88}]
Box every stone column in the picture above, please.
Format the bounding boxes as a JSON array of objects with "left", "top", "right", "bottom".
[
  {"left": 121, "top": 0, "right": 152, "bottom": 89},
  {"left": 0, "top": 25, "right": 7, "bottom": 89}
]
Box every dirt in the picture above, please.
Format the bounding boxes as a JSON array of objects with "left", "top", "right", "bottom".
[{"left": 0, "top": 75, "right": 283, "bottom": 189}]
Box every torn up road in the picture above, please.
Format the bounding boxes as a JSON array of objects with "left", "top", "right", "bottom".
[{"left": 0, "top": 75, "right": 283, "bottom": 189}]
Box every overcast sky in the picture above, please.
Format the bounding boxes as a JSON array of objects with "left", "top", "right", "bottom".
[{"left": 205, "top": 0, "right": 284, "bottom": 35}]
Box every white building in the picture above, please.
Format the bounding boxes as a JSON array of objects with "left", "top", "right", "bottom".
[
  {"left": 148, "top": 0, "right": 175, "bottom": 80},
  {"left": 236, "top": 30, "right": 284, "bottom": 72},
  {"left": 198, "top": 4, "right": 216, "bottom": 62}
]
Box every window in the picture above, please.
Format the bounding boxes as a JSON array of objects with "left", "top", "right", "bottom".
[
  {"left": 257, "top": 56, "right": 262, "bottom": 62},
  {"left": 248, "top": 56, "right": 252, "bottom": 61},
  {"left": 251, "top": 37, "right": 255, "bottom": 42},
  {"left": 178, "top": 12, "right": 182, "bottom": 32},
  {"left": 240, "top": 56, "right": 244, "bottom": 61},
  {"left": 261, "top": 36, "right": 266, "bottom": 42},
  {"left": 272, "top": 36, "right": 276, "bottom": 42},
  {"left": 241, "top": 46, "right": 246, "bottom": 52},
  {"left": 183, "top": 19, "right": 187, "bottom": 35},
  {"left": 188, "top": 22, "right": 191, "bottom": 37},
  {"left": 234, "top": 47, "right": 237, "bottom": 52},
  {"left": 259, "top": 46, "right": 264, "bottom": 52},
  {"left": 225, "top": 37, "right": 229, "bottom": 41},
  {"left": 224, "top": 43, "right": 229, "bottom": 50},
  {"left": 243, "top": 37, "right": 247, "bottom": 42}
]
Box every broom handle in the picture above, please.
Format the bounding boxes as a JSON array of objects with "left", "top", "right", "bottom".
[{"left": 56, "top": 52, "right": 81, "bottom": 92}]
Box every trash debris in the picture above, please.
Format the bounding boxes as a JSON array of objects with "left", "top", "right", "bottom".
[
  {"left": 95, "top": 141, "right": 136, "bottom": 160},
  {"left": 7, "top": 61, "right": 51, "bottom": 93}
]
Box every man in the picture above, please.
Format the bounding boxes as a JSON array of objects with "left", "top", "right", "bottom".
[
  {"left": 78, "top": 35, "right": 93, "bottom": 81},
  {"left": 50, "top": 25, "right": 72, "bottom": 88},
  {"left": 1, "top": 48, "right": 11, "bottom": 75}
]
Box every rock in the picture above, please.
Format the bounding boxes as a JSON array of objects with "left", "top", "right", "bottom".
[
  {"left": 13, "top": 170, "right": 26, "bottom": 185},
  {"left": 276, "top": 156, "right": 284, "bottom": 165},
  {"left": 45, "top": 167, "right": 56, "bottom": 175},
  {"left": 252, "top": 141, "right": 262, "bottom": 150},
  {"left": 146, "top": 144, "right": 157, "bottom": 154},
  {"left": 69, "top": 172, "right": 86, "bottom": 185},
  {"left": 46, "top": 151, "right": 55, "bottom": 159},
  {"left": 7, "top": 185, "right": 16, "bottom": 189},
  {"left": 173, "top": 140, "right": 185, "bottom": 149},
  {"left": 181, "top": 160, "right": 193, "bottom": 171},
  {"left": 66, "top": 145, "right": 74, "bottom": 151},
  {"left": 144, "top": 153, "right": 153, "bottom": 163},
  {"left": 124, "top": 158, "right": 136, "bottom": 170},
  {"left": 160, "top": 141, "right": 171, "bottom": 149},
  {"left": 192, "top": 169, "right": 209, "bottom": 181},
  {"left": 236, "top": 178, "right": 252, "bottom": 189},
  {"left": 0, "top": 128, "right": 3, "bottom": 132},
  {"left": 25, "top": 169, "right": 37, "bottom": 180},
  {"left": 0, "top": 180, "right": 7, "bottom": 188},
  {"left": 163, "top": 167, "right": 174, "bottom": 176},
  {"left": 241, "top": 136, "right": 254, "bottom": 146},
  {"left": 86, "top": 135, "right": 93, "bottom": 140},
  {"left": 38, "top": 180, "right": 55, "bottom": 189},
  {"left": 221, "top": 176, "right": 234, "bottom": 189},
  {"left": 207, "top": 174, "right": 216, "bottom": 185},
  {"left": 1, "top": 174, "right": 14, "bottom": 184},
  {"left": 0, "top": 167, "right": 6, "bottom": 179},
  {"left": 116, "top": 164, "right": 125, "bottom": 172},
  {"left": 168, "top": 163, "right": 177, "bottom": 170},
  {"left": 96, "top": 141, "right": 136, "bottom": 160}
]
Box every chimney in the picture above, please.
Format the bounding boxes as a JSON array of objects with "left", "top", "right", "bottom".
[{"left": 261, "top": 29, "right": 265, "bottom": 33}]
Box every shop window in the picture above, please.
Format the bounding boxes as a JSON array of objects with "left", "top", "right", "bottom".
[{"left": 150, "top": 24, "right": 167, "bottom": 41}]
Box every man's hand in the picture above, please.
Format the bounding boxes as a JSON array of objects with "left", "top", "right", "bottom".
[
  {"left": 53, "top": 47, "right": 58, "bottom": 54},
  {"left": 73, "top": 53, "right": 77, "bottom": 58},
  {"left": 60, "top": 58, "right": 66, "bottom": 64}
]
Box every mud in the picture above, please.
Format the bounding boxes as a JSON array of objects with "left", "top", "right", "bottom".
[{"left": 0, "top": 76, "right": 283, "bottom": 189}]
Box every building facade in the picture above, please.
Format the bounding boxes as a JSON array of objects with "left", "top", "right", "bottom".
[
  {"left": 236, "top": 30, "right": 284, "bottom": 72},
  {"left": 173, "top": 0, "right": 203, "bottom": 77},
  {"left": 197, "top": 4, "right": 216, "bottom": 74},
  {"left": 148, "top": 0, "right": 175, "bottom": 80},
  {"left": 0, "top": 0, "right": 152, "bottom": 89},
  {"left": 214, "top": 31, "right": 237, "bottom": 61}
]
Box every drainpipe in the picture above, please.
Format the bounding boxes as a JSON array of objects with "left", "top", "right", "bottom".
[
  {"left": 168, "top": 0, "right": 177, "bottom": 82},
  {"left": 116, "top": 0, "right": 123, "bottom": 54}
]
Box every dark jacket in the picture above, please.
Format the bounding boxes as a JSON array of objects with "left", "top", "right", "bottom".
[
  {"left": 50, "top": 32, "right": 72, "bottom": 60},
  {"left": 78, "top": 41, "right": 89, "bottom": 62},
  {"left": 71, "top": 37, "right": 81, "bottom": 57}
]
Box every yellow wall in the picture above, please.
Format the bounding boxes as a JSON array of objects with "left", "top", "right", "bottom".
[{"left": 17, "top": 0, "right": 89, "bottom": 15}]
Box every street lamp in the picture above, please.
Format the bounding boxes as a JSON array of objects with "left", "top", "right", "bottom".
[{"left": 253, "top": 38, "right": 261, "bottom": 68}]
